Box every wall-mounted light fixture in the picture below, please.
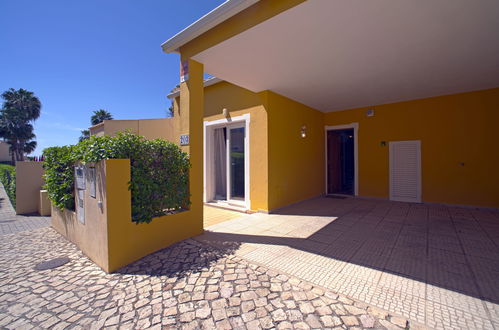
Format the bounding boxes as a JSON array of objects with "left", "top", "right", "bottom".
[
  {"left": 222, "top": 108, "right": 228, "bottom": 117},
  {"left": 300, "top": 125, "right": 307, "bottom": 138},
  {"left": 366, "top": 108, "right": 375, "bottom": 117}
]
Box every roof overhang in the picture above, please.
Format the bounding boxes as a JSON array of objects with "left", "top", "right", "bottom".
[
  {"left": 167, "top": 77, "right": 223, "bottom": 99},
  {"left": 188, "top": 0, "right": 499, "bottom": 112},
  {"left": 161, "top": 0, "right": 260, "bottom": 54}
]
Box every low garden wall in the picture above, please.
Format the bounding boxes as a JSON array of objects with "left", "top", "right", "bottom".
[
  {"left": 51, "top": 161, "right": 109, "bottom": 269},
  {"left": 16, "top": 161, "right": 45, "bottom": 215},
  {"left": 51, "top": 159, "right": 203, "bottom": 273}
]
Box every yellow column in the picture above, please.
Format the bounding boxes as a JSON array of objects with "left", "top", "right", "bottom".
[{"left": 178, "top": 58, "right": 204, "bottom": 227}]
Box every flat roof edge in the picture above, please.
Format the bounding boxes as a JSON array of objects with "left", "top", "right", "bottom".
[{"left": 161, "top": 0, "right": 259, "bottom": 54}]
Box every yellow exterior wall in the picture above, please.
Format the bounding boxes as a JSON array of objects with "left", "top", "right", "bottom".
[
  {"left": 89, "top": 119, "right": 175, "bottom": 142},
  {"left": 90, "top": 124, "right": 105, "bottom": 137},
  {"left": 106, "top": 159, "right": 204, "bottom": 272},
  {"left": 180, "top": 0, "right": 306, "bottom": 58},
  {"left": 137, "top": 118, "right": 175, "bottom": 141},
  {"left": 267, "top": 92, "right": 325, "bottom": 211},
  {"left": 203, "top": 82, "right": 269, "bottom": 211},
  {"left": 53, "top": 158, "right": 205, "bottom": 273},
  {"left": 324, "top": 88, "right": 499, "bottom": 208},
  {"left": 103, "top": 120, "right": 139, "bottom": 136},
  {"left": 15, "top": 161, "right": 45, "bottom": 215}
]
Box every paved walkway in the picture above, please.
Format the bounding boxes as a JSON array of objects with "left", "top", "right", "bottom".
[
  {"left": 197, "top": 197, "right": 499, "bottom": 330},
  {"left": 0, "top": 227, "right": 409, "bottom": 329},
  {"left": 0, "top": 182, "right": 50, "bottom": 235},
  {"left": 204, "top": 205, "right": 245, "bottom": 228}
]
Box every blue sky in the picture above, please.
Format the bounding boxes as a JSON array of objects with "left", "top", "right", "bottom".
[{"left": 0, "top": 0, "right": 224, "bottom": 155}]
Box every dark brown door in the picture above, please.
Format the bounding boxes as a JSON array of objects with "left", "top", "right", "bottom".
[
  {"left": 327, "top": 129, "right": 355, "bottom": 195},
  {"left": 327, "top": 131, "right": 342, "bottom": 194}
]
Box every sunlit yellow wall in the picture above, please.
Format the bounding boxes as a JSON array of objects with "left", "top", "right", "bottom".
[
  {"left": 179, "top": 0, "right": 306, "bottom": 58},
  {"left": 324, "top": 88, "right": 499, "bottom": 208},
  {"left": 203, "top": 82, "right": 269, "bottom": 211},
  {"left": 137, "top": 118, "right": 175, "bottom": 141},
  {"left": 267, "top": 92, "right": 325, "bottom": 211},
  {"left": 103, "top": 120, "right": 139, "bottom": 135},
  {"left": 105, "top": 159, "right": 204, "bottom": 272},
  {"left": 89, "top": 119, "right": 175, "bottom": 142}
]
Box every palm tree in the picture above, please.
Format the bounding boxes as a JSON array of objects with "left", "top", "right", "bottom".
[
  {"left": 1, "top": 88, "right": 41, "bottom": 121},
  {"left": 23, "top": 140, "right": 37, "bottom": 155},
  {"left": 0, "top": 88, "right": 41, "bottom": 162},
  {"left": 79, "top": 129, "right": 90, "bottom": 142},
  {"left": 91, "top": 109, "right": 113, "bottom": 126}
]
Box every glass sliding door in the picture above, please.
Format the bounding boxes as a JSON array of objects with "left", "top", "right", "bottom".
[
  {"left": 228, "top": 126, "right": 245, "bottom": 202},
  {"left": 209, "top": 123, "right": 246, "bottom": 207},
  {"left": 213, "top": 128, "right": 227, "bottom": 200}
]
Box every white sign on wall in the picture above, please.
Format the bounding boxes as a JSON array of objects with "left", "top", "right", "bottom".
[
  {"left": 88, "top": 167, "right": 96, "bottom": 198},
  {"left": 75, "top": 165, "right": 86, "bottom": 224},
  {"left": 77, "top": 190, "right": 85, "bottom": 224},
  {"left": 75, "top": 167, "right": 86, "bottom": 190}
]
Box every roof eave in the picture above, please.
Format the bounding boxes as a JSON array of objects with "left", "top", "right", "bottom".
[
  {"left": 167, "top": 77, "right": 223, "bottom": 99},
  {"left": 161, "top": 0, "right": 260, "bottom": 54}
]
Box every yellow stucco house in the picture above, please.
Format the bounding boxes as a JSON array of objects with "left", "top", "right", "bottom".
[
  {"left": 67, "top": 0, "right": 499, "bottom": 273},
  {"left": 163, "top": 0, "right": 499, "bottom": 212},
  {"left": 95, "top": 0, "right": 499, "bottom": 214}
]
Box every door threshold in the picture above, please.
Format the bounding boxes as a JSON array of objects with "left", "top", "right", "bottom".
[
  {"left": 326, "top": 194, "right": 352, "bottom": 199},
  {"left": 205, "top": 202, "right": 252, "bottom": 214}
]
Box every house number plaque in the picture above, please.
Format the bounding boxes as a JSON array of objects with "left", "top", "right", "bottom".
[{"left": 180, "top": 134, "right": 189, "bottom": 146}]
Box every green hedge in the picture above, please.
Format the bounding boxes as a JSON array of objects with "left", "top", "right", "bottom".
[
  {"left": 0, "top": 164, "right": 16, "bottom": 208},
  {"left": 43, "top": 132, "right": 190, "bottom": 224}
]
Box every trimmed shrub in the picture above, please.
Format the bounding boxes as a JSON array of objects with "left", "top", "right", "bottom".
[
  {"left": 43, "top": 145, "right": 76, "bottom": 211},
  {"left": 43, "top": 132, "right": 190, "bottom": 224},
  {"left": 0, "top": 164, "right": 16, "bottom": 208}
]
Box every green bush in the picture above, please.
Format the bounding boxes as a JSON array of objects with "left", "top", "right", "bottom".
[
  {"left": 0, "top": 164, "right": 16, "bottom": 208},
  {"left": 43, "top": 145, "right": 76, "bottom": 211},
  {"left": 43, "top": 132, "right": 190, "bottom": 224}
]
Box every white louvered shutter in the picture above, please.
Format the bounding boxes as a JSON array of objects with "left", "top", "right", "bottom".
[{"left": 389, "top": 140, "right": 421, "bottom": 203}]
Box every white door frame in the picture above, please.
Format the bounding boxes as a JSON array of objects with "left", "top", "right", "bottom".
[
  {"left": 389, "top": 140, "right": 422, "bottom": 203},
  {"left": 324, "top": 123, "right": 359, "bottom": 196},
  {"left": 203, "top": 113, "right": 251, "bottom": 209}
]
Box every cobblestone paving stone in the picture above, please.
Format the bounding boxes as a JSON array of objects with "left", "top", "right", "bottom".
[
  {"left": 0, "top": 182, "right": 50, "bottom": 235},
  {"left": 0, "top": 227, "right": 415, "bottom": 329}
]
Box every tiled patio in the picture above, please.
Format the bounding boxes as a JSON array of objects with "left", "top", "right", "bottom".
[
  {"left": 203, "top": 205, "right": 245, "bottom": 228},
  {"left": 196, "top": 197, "right": 499, "bottom": 329}
]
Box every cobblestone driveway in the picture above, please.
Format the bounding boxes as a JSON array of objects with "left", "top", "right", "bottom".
[
  {"left": 0, "top": 227, "right": 411, "bottom": 329},
  {"left": 0, "top": 183, "right": 50, "bottom": 235}
]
